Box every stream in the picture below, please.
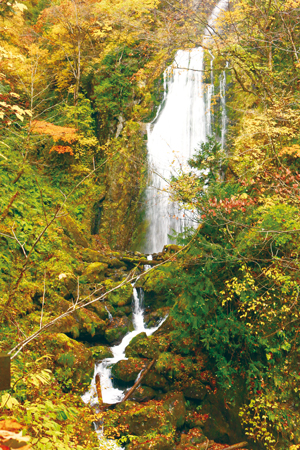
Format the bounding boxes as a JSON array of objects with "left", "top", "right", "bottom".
[{"left": 83, "top": 1, "right": 228, "bottom": 448}]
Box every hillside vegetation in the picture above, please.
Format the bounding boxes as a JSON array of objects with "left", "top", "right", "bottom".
[{"left": 1, "top": 0, "right": 300, "bottom": 449}]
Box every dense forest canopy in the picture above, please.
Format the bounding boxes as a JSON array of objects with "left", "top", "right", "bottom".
[{"left": 1, "top": 0, "right": 300, "bottom": 449}]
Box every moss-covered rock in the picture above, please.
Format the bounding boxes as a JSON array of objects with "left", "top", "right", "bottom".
[
  {"left": 143, "top": 370, "right": 169, "bottom": 391},
  {"left": 176, "top": 429, "right": 208, "bottom": 449},
  {"left": 111, "top": 358, "right": 147, "bottom": 382},
  {"left": 144, "top": 307, "right": 170, "bottom": 328},
  {"left": 37, "top": 332, "right": 94, "bottom": 390},
  {"left": 126, "top": 434, "right": 176, "bottom": 450},
  {"left": 117, "top": 400, "right": 175, "bottom": 437},
  {"left": 128, "top": 385, "right": 156, "bottom": 402},
  {"left": 74, "top": 307, "right": 107, "bottom": 337},
  {"left": 162, "top": 392, "right": 186, "bottom": 427},
  {"left": 105, "top": 316, "right": 131, "bottom": 344},
  {"left": 81, "top": 248, "right": 106, "bottom": 263},
  {"left": 83, "top": 262, "right": 108, "bottom": 282},
  {"left": 91, "top": 345, "right": 113, "bottom": 360},
  {"left": 183, "top": 379, "right": 207, "bottom": 401},
  {"left": 125, "top": 334, "right": 168, "bottom": 359},
  {"left": 104, "top": 279, "right": 133, "bottom": 307},
  {"left": 59, "top": 213, "right": 89, "bottom": 248},
  {"left": 58, "top": 272, "right": 77, "bottom": 297}
]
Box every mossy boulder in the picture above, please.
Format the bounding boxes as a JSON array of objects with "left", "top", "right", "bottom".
[
  {"left": 183, "top": 379, "right": 207, "bottom": 401},
  {"left": 125, "top": 334, "right": 168, "bottom": 359},
  {"left": 162, "top": 392, "right": 186, "bottom": 427},
  {"left": 104, "top": 279, "right": 133, "bottom": 307},
  {"left": 128, "top": 385, "right": 156, "bottom": 402},
  {"left": 74, "top": 307, "right": 107, "bottom": 338},
  {"left": 87, "top": 302, "right": 110, "bottom": 320},
  {"left": 156, "top": 353, "right": 193, "bottom": 381},
  {"left": 105, "top": 316, "right": 131, "bottom": 344},
  {"left": 81, "top": 248, "right": 107, "bottom": 263},
  {"left": 126, "top": 434, "right": 176, "bottom": 450},
  {"left": 118, "top": 400, "right": 175, "bottom": 437},
  {"left": 111, "top": 358, "right": 147, "bottom": 382},
  {"left": 177, "top": 429, "right": 208, "bottom": 449},
  {"left": 82, "top": 262, "right": 108, "bottom": 282},
  {"left": 59, "top": 214, "right": 89, "bottom": 248},
  {"left": 144, "top": 307, "right": 170, "bottom": 328},
  {"left": 185, "top": 411, "right": 208, "bottom": 429},
  {"left": 58, "top": 272, "right": 77, "bottom": 297},
  {"left": 92, "top": 345, "right": 113, "bottom": 361},
  {"left": 37, "top": 332, "right": 94, "bottom": 389},
  {"left": 143, "top": 371, "right": 169, "bottom": 391}
]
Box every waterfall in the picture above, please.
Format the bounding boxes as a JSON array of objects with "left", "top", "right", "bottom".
[
  {"left": 144, "top": 0, "right": 228, "bottom": 254},
  {"left": 83, "top": 3, "right": 228, "bottom": 448}
]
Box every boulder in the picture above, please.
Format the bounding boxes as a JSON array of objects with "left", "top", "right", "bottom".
[
  {"left": 162, "top": 392, "right": 186, "bottom": 427},
  {"left": 74, "top": 307, "right": 107, "bottom": 338},
  {"left": 36, "top": 333, "right": 94, "bottom": 389},
  {"left": 111, "top": 358, "right": 147, "bottom": 382},
  {"left": 105, "top": 280, "right": 133, "bottom": 307},
  {"left": 128, "top": 385, "right": 156, "bottom": 402},
  {"left": 59, "top": 214, "right": 89, "bottom": 247},
  {"left": 92, "top": 345, "right": 113, "bottom": 361},
  {"left": 105, "top": 316, "right": 131, "bottom": 345},
  {"left": 118, "top": 400, "right": 175, "bottom": 437},
  {"left": 125, "top": 334, "right": 168, "bottom": 359},
  {"left": 126, "top": 434, "right": 176, "bottom": 450},
  {"left": 83, "top": 262, "right": 108, "bottom": 282},
  {"left": 183, "top": 379, "right": 207, "bottom": 401},
  {"left": 143, "top": 371, "right": 169, "bottom": 391},
  {"left": 176, "top": 429, "right": 210, "bottom": 449}
]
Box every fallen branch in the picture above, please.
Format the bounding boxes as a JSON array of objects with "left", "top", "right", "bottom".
[
  {"left": 223, "top": 443, "right": 248, "bottom": 450},
  {"left": 121, "top": 358, "right": 156, "bottom": 403}
]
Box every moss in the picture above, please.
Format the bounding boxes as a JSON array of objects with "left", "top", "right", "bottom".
[
  {"left": 105, "top": 316, "right": 131, "bottom": 344},
  {"left": 128, "top": 385, "right": 156, "bottom": 402},
  {"left": 36, "top": 332, "right": 94, "bottom": 390},
  {"left": 111, "top": 358, "right": 147, "bottom": 382},
  {"left": 162, "top": 392, "right": 186, "bottom": 427},
  {"left": 91, "top": 345, "right": 113, "bottom": 360},
  {"left": 143, "top": 371, "right": 169, "bottom": 391},
  {"left": 59, "top": 213, "right": 90, "bottom": 248},
  {"left": 104, "top": 279, "right": 133, "bottom": 307},
  {"left": 126, "top": 434, "right": 175, "bottom": 450},
  {"left": 125, "top": 334, "right": 165, "bottom": 359},
  {"left": 82, "top": 262, "right": 108, "bottom": 282},
  {"left": 183, "top": 379, "right": 207, "bottom": 401}
]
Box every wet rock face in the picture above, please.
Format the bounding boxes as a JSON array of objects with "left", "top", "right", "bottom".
[{"left": 111, "top": 358, "right": 148, "bottom": 382}]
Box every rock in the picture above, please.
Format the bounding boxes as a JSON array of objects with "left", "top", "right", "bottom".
[
  {"left": 36, "top": 333, "right": 94, "bottom": 389},
  {"left": 59, "top": 214, "right": 89, "bottom": 247},
  {"left": 81, "top": 248, "right": 104, "bottom": 262},
  {"left": 143, "top": 371, "right": 169, "bottom": 391},
  {"left": 111, "top": 358, "right": 147, "bottom": 382},
  {"left": 176, "top": 429, "right": 211, "bottom": 450},
  {"left": 185, "top": 411, "right": 208, "bottom": 429},
  {"left": 118, "top": 400, "right": 175, "bottom": 437},
  {"left": 128, "top": 385, "right": 156, "bottom": 402},
  {"left": 105, "top": 316, "right": 131, "bottom": 344},
  {"left": 58, "top": 272, "right": 77, "bottom": 297},
  {"left": 144, "top": 307, "right": 170, "bottom": 328},
  {"left": 125, "top": 334, "right": 168, "bottom": 359},
  {"left": 74, "top": 307, "right": 107, "bottom": 338},
  {"left": 83, "top": 262, "right": 108, "bottom": 282},
  {"left": 105, "top": 280, "right": 133, "bottom": 307},
  {"left": 162, "top": 392, "right": 186, "bottom": 427},
  {"left": 92, "top": 345, "right": 113, "bottom": 361},
  {"left": 126, "top": 434, "right": 176, "bottom": 450},
  {"left": 183, "top": 379, "right": 207, "bottom": 400},
  {"left": 88, "top": 302, "right": 110, "bottom": 320}
]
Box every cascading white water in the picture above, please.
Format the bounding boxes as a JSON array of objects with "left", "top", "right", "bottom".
[
  {"left": 82, "top": 288, "right": 167, "bottom": 448},
  {"left": 144, "top": 0, "right": 228, "bottom": 254}
]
